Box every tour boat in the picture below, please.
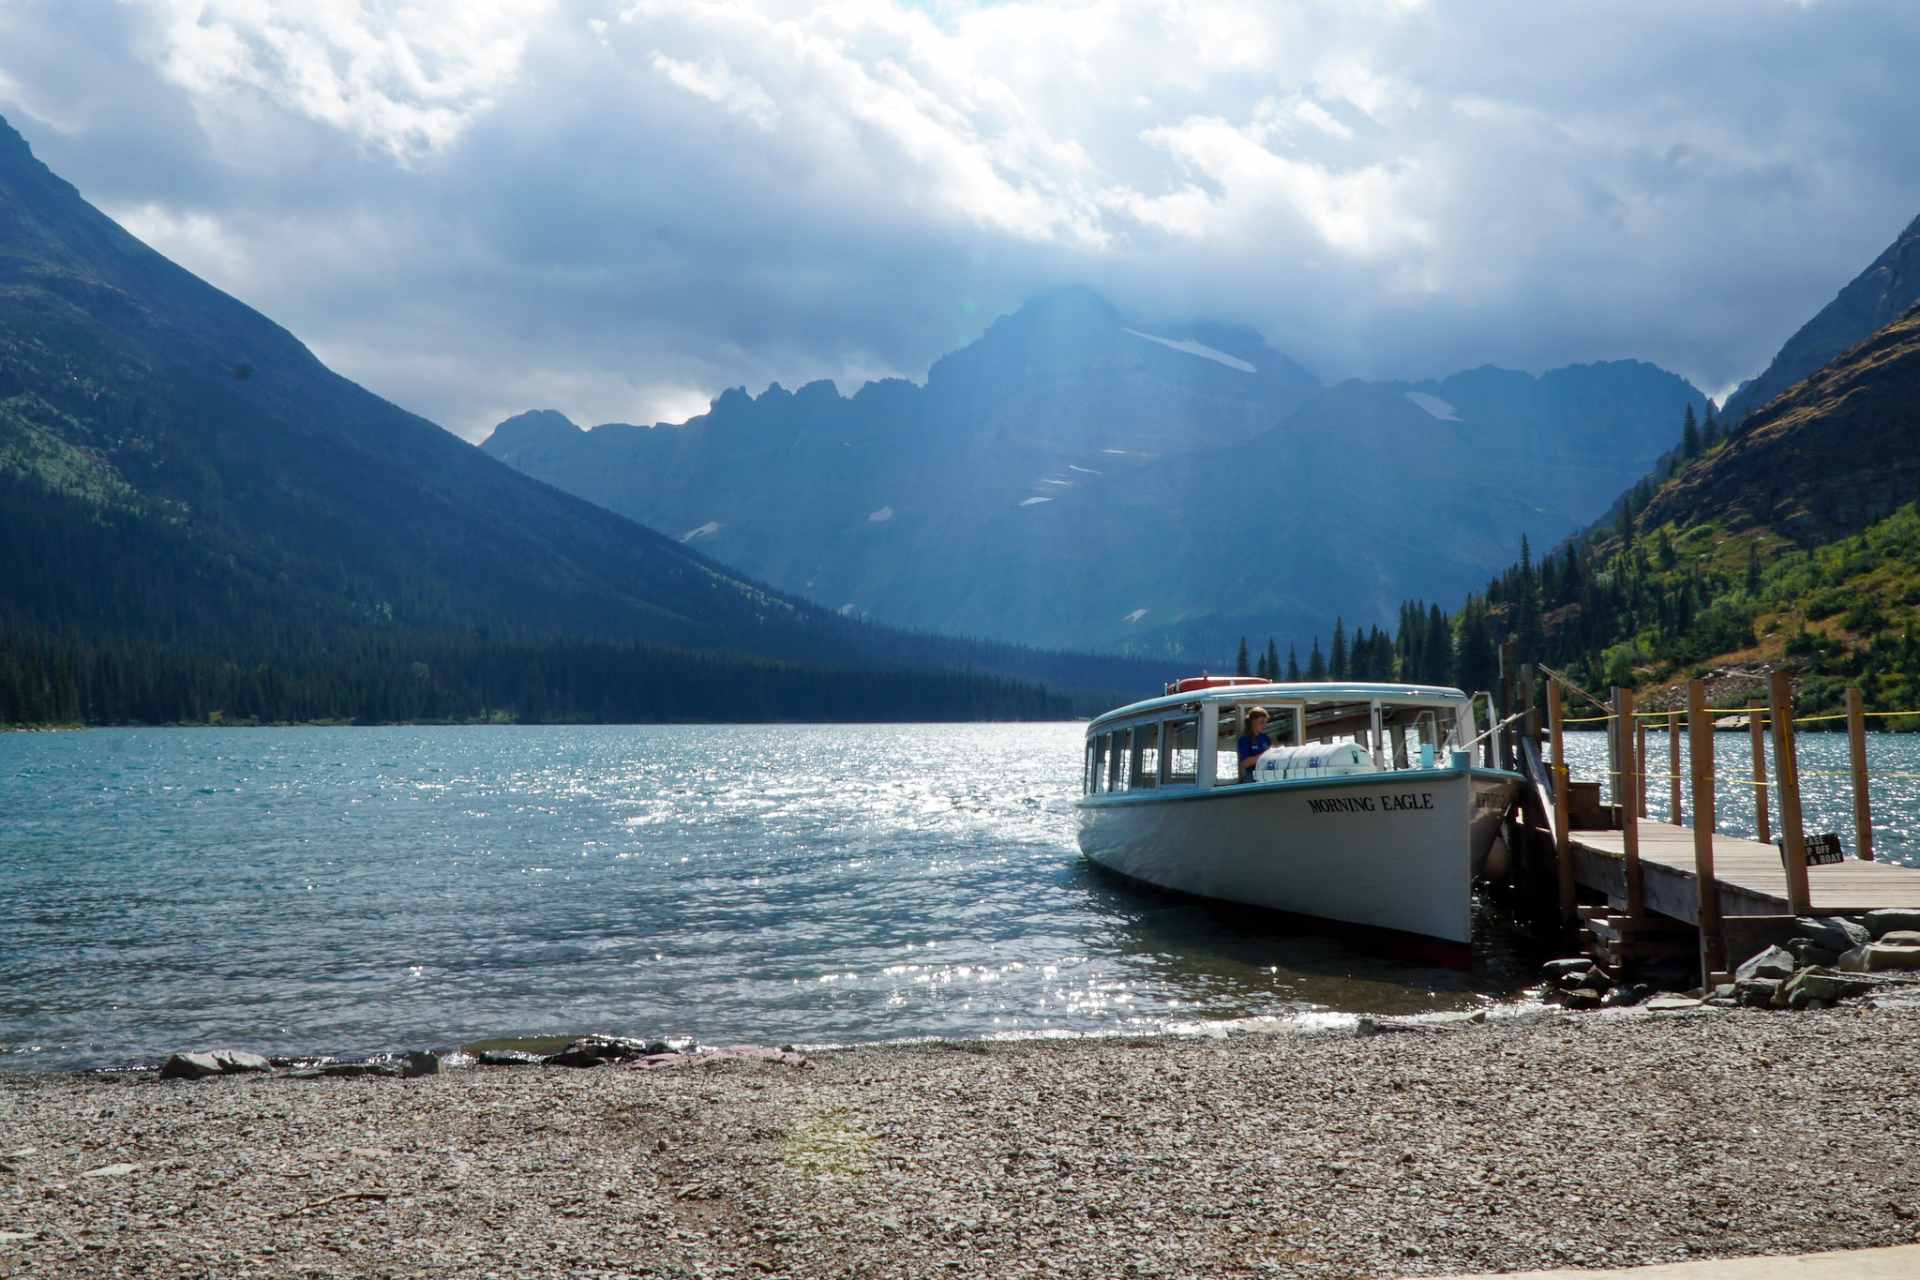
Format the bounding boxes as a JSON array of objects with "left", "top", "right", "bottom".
[{"left": 1075, "top": 679, "right": 1522, "bottom": 956}]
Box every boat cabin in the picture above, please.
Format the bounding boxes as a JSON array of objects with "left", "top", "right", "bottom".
[{"left": 1081, "top": 681, "right": 1490, "bottom": 798}]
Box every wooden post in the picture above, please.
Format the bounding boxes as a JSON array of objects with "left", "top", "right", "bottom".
[
  {"left": 1846, "top": 686, "right": 1873, "bottom": 861},
  {"left": 1770, "top": 671, "right": 1810, "bottom": 916},
  {"left": 1548, "top": 678, "right": 1574, "bottom": 926},
  {"left": 1636, "top": 719, "right": 1649, "bottom": 818},
  {"left": 1688, "top": 680, "right": 1725, "bottom": 983},
  {"left": 1617, "top": 686, "right": 1644, "bottom": 916},
  {"left": 1668, "top": 710, "right": 1684, "bottom": 825},
  {"left": 1499, "top": 640, "right": 1517, "bottom": 772},
  {"left": 1749, "top": 702, "right": 1770, "bottom": 844},
  {"left": 1606, "top": 695, "right": 1621, "bottom": 812},
  {"left": 1520, "top": 664, "right": 1539, "bottom": 744}
]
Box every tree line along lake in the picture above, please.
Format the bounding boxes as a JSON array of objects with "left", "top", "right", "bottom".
[{"left": 3, "top": 724, "right": 1914, "bottom": 1072}]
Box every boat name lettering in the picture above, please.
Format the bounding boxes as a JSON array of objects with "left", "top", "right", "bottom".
[
  {"left": 1307, "top": 796, "right": 1374, "bottom": 814},
  {"left": 1305, "top": 791, "right": 1435, "bottom": 815}
]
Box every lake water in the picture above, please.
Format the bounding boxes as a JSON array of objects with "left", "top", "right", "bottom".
[
  {"left": 3, "top": 724, "right": 1535, "bottom": 1072},
  {"left": 1557, "top": 727, "right": 1920, "bottom": 863},
  {"left": 4, "top": 724, "right": 1915, "bottom": 1073}
]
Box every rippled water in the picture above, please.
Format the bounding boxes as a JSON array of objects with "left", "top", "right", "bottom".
[
  {"left": 1559, "top": 729, "right": 1920, "bottom": 867},
  {"left": 1, "top": 724, "right": 1562, "bottom": 1071}
]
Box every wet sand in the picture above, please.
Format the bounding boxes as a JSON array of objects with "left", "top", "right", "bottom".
[{"left": 4, "top": 1005, "right": 1919, "bottom": 1278}]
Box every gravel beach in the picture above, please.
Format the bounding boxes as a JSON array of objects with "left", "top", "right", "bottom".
[{"left": 4, "top": 1006, "right": 1919, "bottom": 1279}]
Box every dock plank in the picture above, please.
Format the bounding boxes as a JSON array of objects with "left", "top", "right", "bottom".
[{"left": 1570, "top": 821, "right": 1920, "bottom": 917}]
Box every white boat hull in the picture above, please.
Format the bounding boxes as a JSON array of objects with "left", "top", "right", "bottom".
[{"left": 1076, "top": 767, "right": 1514, "bottom": 949}]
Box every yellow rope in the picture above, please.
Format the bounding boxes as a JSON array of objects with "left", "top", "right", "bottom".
[{"left": 1559, "top": 705, "right": 1920, "bottom": 727}]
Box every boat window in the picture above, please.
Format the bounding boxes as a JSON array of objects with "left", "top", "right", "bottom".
[
  {"left": 1216, "top": 703, "right": 1304, "bottom": 784},
  {"left": 1087, "top": 736, "right": 1106, "bottom": 794},
  {"left": 1131, "top": 723, "right": 1160, "bottom": 789},
  {"left": 1381, "top": 704, "right": 1445, "bottom": 769},
  {"left": 1107, "top": 729, "right": 1129, "bottom": 792},
  {"left": 1163, "top": 716, "right": 1198, "bottom": 785},
  {"left": 1305, "top": 701, "right": 1372, "bottom": 748}
]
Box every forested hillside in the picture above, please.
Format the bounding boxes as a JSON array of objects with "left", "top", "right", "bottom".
[
  {"left": 1256, "top": 303, "right": 1920, "bottom": 721},
  {"left": 0, "top": 115, "right": 1147, "bottom": 725}
]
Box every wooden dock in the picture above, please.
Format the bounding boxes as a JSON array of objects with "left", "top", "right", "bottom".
[
  {"left": 1570, "top": 822, "right": 1920, "bottom": 923},
  {"left": 1504, "top": 654, "right": 1920, "bottom": 984}
]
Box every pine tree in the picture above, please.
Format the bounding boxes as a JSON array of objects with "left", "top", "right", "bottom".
[
  {"left": 1329, "top": 617, "right": 1348, "bottom": 680},
  {"left": 1285, "top": 644, "right": 1301, "bottom": 682},
  {"left": 1235, "top": 636, "right": 1250, "bottom": 676},
  {"left": 1745, "top": 539, "right": 1762, "bottom": 596},
  {"left": 1265, "top": 639, "right": 1280, "bottom": 683},
  {"left": 1426, "top": 603, "right": 1449, "bottom": 684},
  {"left": 1681, "top": 403, "right": 1700, "bottom": 458},
  {"left": 1306, "top": 639, "right": 1327, "bottom": 681},
  {"left": 1702, "top": 402, "right": 1720, "bottom": 447}
]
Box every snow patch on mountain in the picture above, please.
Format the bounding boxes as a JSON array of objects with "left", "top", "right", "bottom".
[
  {"left": 1124, "top": 329, "right": 1258, "bottom": 374},
  {"left": 682, "top": 520, "right": 722, "bottom": 541},
  {"left": 1405, "top": 392, "right": 1461, "bottom": 421}
]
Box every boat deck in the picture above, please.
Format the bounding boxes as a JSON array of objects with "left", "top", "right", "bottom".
[{"left": 1569, "top": 821, "right": 1920, "bottom": 923}]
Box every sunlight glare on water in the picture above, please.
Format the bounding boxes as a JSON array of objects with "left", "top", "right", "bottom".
[{"left": 0, "top": 723, "right": 1622, "bottom": 1070}]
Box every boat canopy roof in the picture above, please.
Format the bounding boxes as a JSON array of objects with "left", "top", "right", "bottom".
[{"left": 1087, "top": 680, "right": 1472, "bottom": 733}]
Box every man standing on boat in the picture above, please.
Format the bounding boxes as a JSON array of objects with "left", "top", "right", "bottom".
[{"left": 1236, "top": 708, "right": 1271, "bottom": 783}]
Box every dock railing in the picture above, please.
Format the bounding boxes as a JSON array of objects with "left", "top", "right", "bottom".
[{"left": 1544, "top": 673, "right": 1903, "bottom": 985}]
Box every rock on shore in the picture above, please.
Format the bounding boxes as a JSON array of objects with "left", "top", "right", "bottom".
[{"left": 5, "top": 1008, "right": 1920, "bottom": 1278}]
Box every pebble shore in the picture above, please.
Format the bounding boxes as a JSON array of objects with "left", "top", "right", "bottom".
[{"left": 4, "top": 1006, "right": 1919, "bottom": 1278}]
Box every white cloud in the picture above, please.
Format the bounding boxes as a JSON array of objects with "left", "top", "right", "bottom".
[
  {"left": 650, "top": 52, "right": 777, "bottom": 129},
  {"left": 8, "top": 0, "right": 1920, "bottom": 439},
  {"left": 133, "top": 0, "right": 554, "bottom": 159}
]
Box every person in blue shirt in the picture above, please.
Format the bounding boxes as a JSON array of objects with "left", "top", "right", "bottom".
[{"left": 1236, "top": 707, "right": 1271, "bottom": 783}]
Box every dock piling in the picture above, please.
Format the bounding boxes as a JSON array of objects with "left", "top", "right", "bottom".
[
  {"left": 1548, "top": 678, "right": 1575, "bottom": 927},
  {"left": 1687, "top": 680, "right": 1726, "bottom": 983},
  {"left": 1667, "top": 710, "right": 1683, "bottom": 824},
  {"left": 1848, "top": 686, "right": 1874, "bottom": 862},
  {"left": 1749, "top": 702, "right": 1770, "bottom": 844},
  {"left": 1616, "top": 686, "right": 1644, "bottom": 917},
  {"left": 1636, "top": 719, "right": 1648, "bottom": 818},
  {"left": 1499, "top": 641, "right": 1517, "bottom": 772},
  {"left": 1769, "top": 671, "right": 1810, "bottom": 916}
]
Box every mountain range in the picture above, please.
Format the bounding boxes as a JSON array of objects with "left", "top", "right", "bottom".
[
  {"left": 1722, "top": 211, "right": 1920, "bottom": 428},
  {"left": 484, "top": 291, "right": 1707, "bottom": 657},
  {"left": 1435, "top": 216, "right": 1920, "bottom": 722},
  {"left": 0, "top": 114, "right": 1158, "bottom": 724}
]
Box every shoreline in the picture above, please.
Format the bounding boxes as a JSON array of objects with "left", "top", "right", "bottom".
[
  {"left": 4, "top": 1002, "right": 1553, "bottom": 1080},
  {"left": 6, "top": 1003, "right": 1919, "bottom": 1278}
]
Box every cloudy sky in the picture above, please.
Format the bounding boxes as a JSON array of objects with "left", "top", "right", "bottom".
[{"left": 4, "top": 0, "right": 1918, "bottom": 440}]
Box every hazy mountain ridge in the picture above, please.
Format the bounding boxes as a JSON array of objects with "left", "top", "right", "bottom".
[
  {"left": 486, "top": 295, "right": 1706, "bottom": 656},
  {"left": 1643, "top": 302, "right": 1920, "bottom": 545},
  {"left": 0, "top": 114, "right": 1145, "bottom": 723},
  {"left": 1722, "top": 210, "right": 1920, "bottom": 427},
  {"left": 1447, "top": 300, "right": 1920, "bottom": 725}
]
